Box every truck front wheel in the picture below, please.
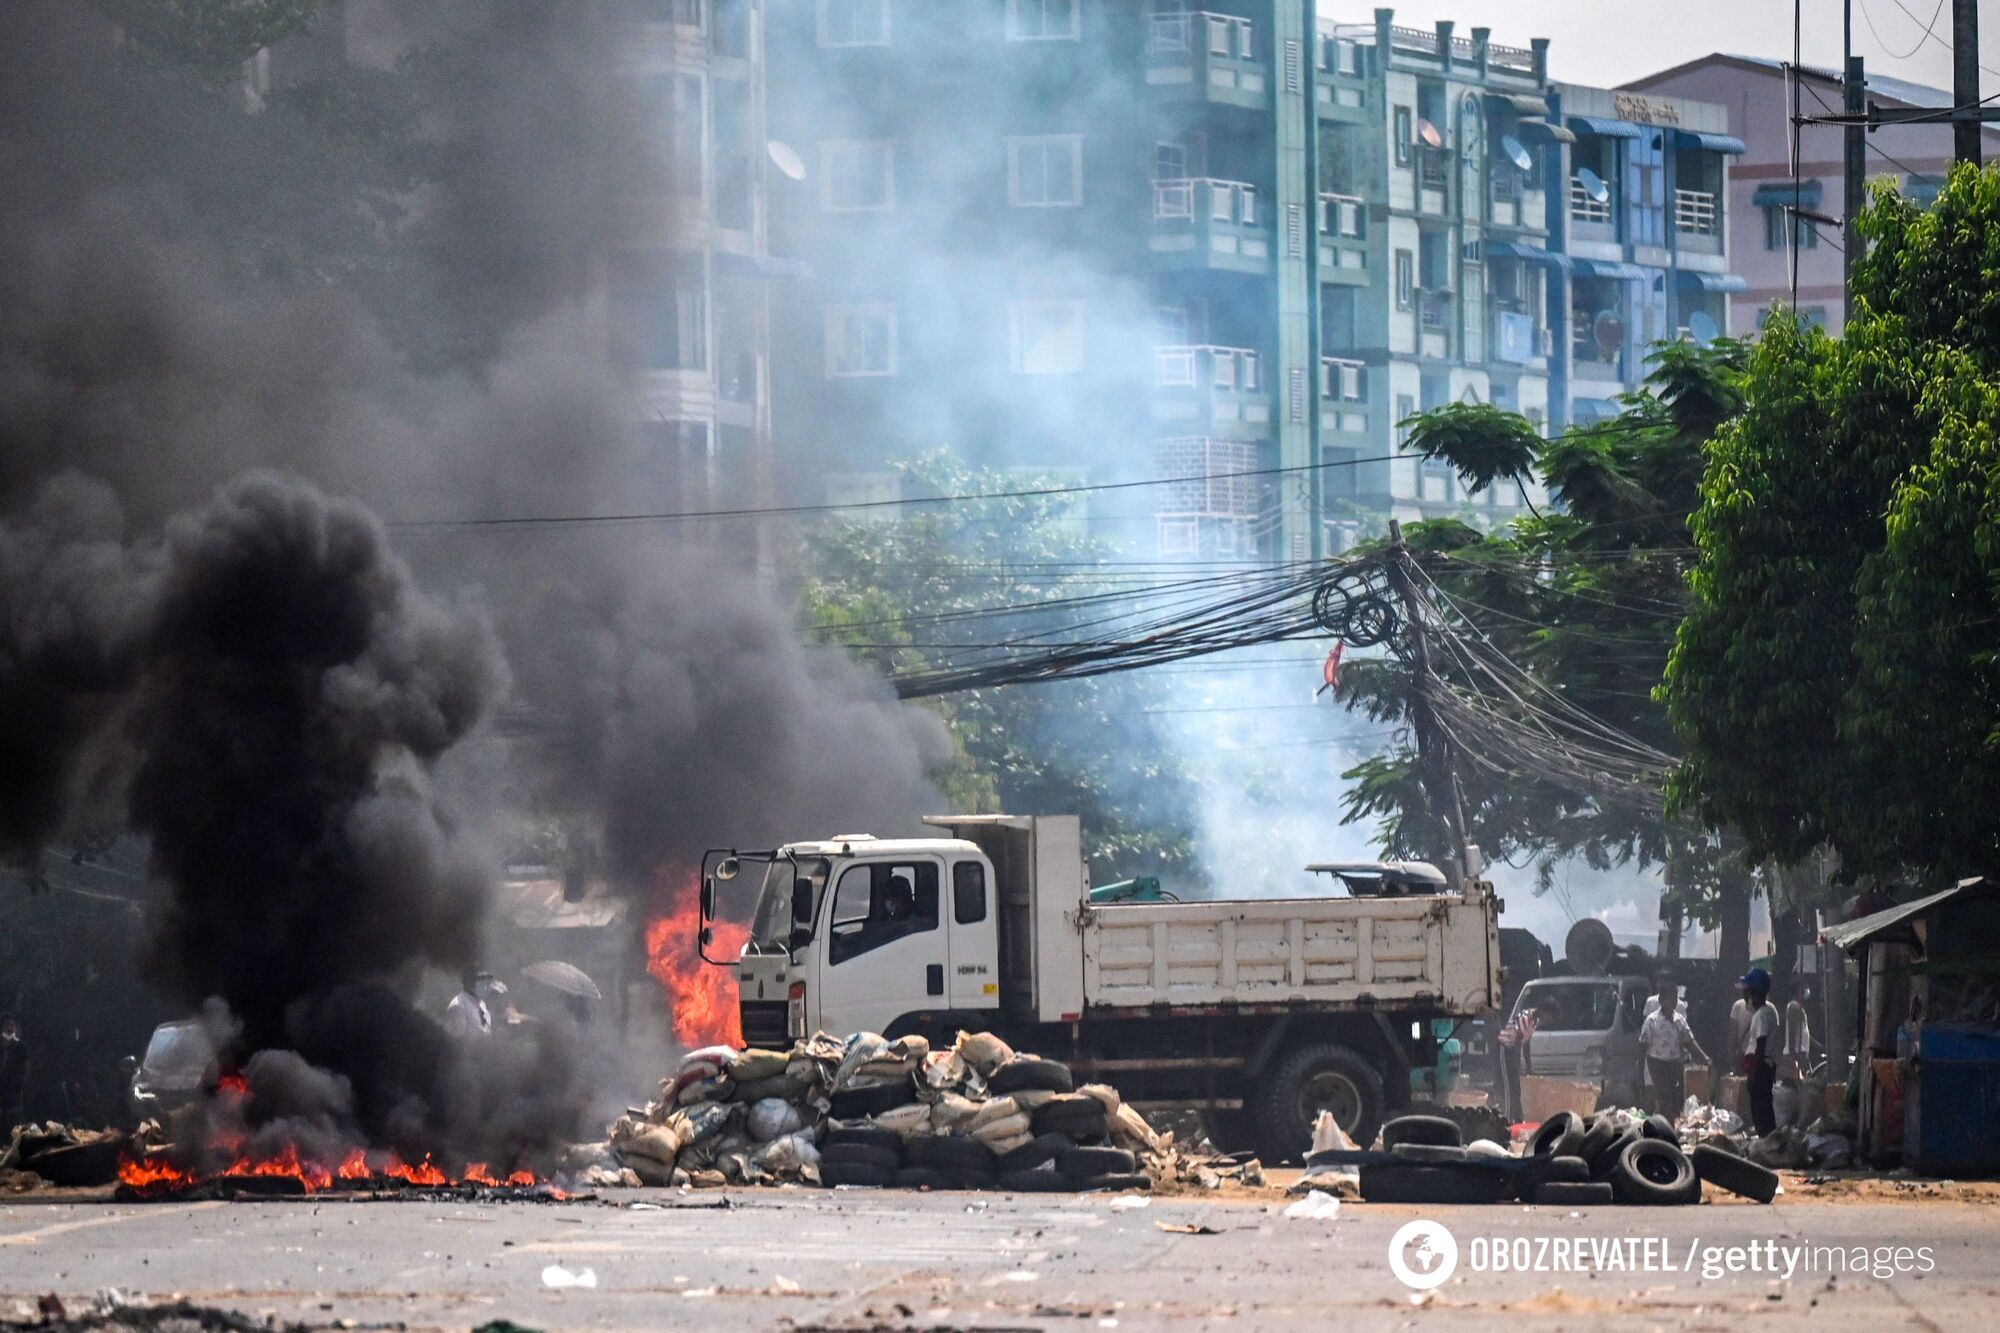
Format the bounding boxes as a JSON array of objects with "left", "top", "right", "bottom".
[{"left": 1253, "top": 1043, "right": 1385, "bottom": 1163}]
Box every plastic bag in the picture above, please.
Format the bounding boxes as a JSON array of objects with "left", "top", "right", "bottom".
[
  {"left": 832, "top": 1033, "right": 890, "bottom": 1091},
  {"left": 746, "top": 1097, "right": 806, "bottom": 1143},
  {"left": 754, "top": 1131, "right": 821, "bottom": 1175},
  {"left": 682, "top": 1102, "right": 733, "bottom": 1143},
  {"left": 919, "top": 1050, "right": 969, "bottom": 1090},
  {"left": 954, "top": 1030, "right": 1015, "bottom": 1075}
]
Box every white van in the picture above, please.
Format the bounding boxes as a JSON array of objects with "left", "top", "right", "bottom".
[{"left": 1511, "top": 974, "right": 1651, "bottom": 1108}]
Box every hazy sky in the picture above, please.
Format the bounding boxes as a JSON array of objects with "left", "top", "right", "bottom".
[{"left": 1322, "top": 0, "right": 1995, "bottom": 95}]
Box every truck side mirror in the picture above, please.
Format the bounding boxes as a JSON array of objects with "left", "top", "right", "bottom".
[
  {"left": 715, "top": 856, "right": 741, "bottom": 882},
  {"left": 790, "top": 924, "right": 813, "bottom": 953},
  {"left": 792, "top": 879, "right": 814, "bottom": 924},
  {"left": 700, "top": 877, "right": 715, "bottom": 921}
]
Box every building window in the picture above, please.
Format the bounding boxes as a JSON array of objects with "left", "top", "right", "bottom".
[
  {"left": 1760, "top": 204, "right": 1819, "bottom": 251},
  {"left": 1007, "top": 135, "right": 1083, "bottom": 207},
  {"left": 1393, "top": 106, "right": 1413, "bottom": 167},
  {"left": 1158, "top": 518, "right": 1199, "bottom": 557},
  {"left": 1395, "top": 393, "right": 1416, "bottom": 444},
  {"left": 1009, "top": 300, "right": 1086, "bottom": 374},
  {"left": 825, "top": 304, "right": 898, "bottom": 377},
  {"left": 610, "top": 250, "right": 706, "bottom": 371},
  {"left": 1006, "top": 0, "right": 1079, "bottom": 41},
  {"left": 818, "top": 0, "right": 889, "bottom": 47},
  {"left": 1155, "top": 141, "right": 1187, "bottom": 182},
  {"left": 821, "top": 140, "right": 895, "bottom": 211},
  {"left": 1394, "top": 250, "right": 1414, "bottom": 309}
]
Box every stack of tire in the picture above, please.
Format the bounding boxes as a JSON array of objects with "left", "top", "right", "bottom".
[
  {"left": 1357, "top": 1115, "right": 1512, "bottom": 1205},
  {"left": 1520, "top": 1111, "right": 1778, "bottom": 1206},
  {"left": 819, "top": 1055, "right": 1150, "bottom": 1193}
]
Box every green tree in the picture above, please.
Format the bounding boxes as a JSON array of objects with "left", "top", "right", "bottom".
[
  {"left": 1339, "top": 339, "right": 1758, "bottom": 949},
  {"left": 1664, "top": 164, "right": 2000, "bottom": 886},
  {"left": 802, "top": 454, "right": 1202, "bottom": 884}
]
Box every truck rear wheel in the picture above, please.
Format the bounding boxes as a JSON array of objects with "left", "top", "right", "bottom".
[
  {"left": 1199, "top": 1109, "right": 1256, "bottom": 1154},
  {"left": 1253, "top": 1043, "right": 1384, "bottom": 1162}
]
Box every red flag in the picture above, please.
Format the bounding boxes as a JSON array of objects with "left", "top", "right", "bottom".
[{"left": 1315, "top": 641, "right": 1345, "bottom": 697}]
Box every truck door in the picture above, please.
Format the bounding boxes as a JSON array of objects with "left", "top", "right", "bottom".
[
  {"left": 814, "top": 856, "right": 949, "bottom": 1037},
  {"left": 946, "top": 856, "right": 1001, "bottom": 1014}
]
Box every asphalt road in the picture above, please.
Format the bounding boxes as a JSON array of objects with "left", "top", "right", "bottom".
[{"left": 2, "top": 1187, "right": 1992, "bottom": 1331}]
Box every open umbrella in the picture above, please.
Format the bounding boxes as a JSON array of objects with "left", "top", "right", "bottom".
[{"left": 520, "top": 960, "right": 603, "bottom": 1001}]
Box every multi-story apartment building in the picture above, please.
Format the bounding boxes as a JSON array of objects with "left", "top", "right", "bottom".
[
  {"left": 1623, "top": 54, "right": 2000, "bottom": 336},
  {"left": 609, "top": 0, "right": 776, "bottom": 517},
  {"left": 762, "top": 3, "right": 1733, "bottom": 562},
  {"left": 1544, "top": 82, "right": 1743, "bottom": 424}
]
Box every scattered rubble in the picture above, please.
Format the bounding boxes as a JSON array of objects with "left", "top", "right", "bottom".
[{"left": 0, "top": 1122, "right": 126, "bottom": 1188}]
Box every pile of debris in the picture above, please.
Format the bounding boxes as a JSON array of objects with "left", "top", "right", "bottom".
[
  {"left": 0, "top": 1122, "right": 125, "bottom": 1190},
  {"left": 1298, "top": 1108, "right": 1781, "bottom": 1206},
  {"left": 601, "top": 1030, "right": 1168, "bottom": 1192}
]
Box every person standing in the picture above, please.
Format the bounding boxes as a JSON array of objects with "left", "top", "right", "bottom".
[
  {"left": 1781, "top": 978, "right": 1814, "bottom": 1081},
  {"left": 1736, "top": 968, "right": 1779, "bottom": 1136},
  {"left": 1639, "top": 983, "right": 1708, "bottom": 1118},
  {"left": 0, "top": 1014, "right": 26, "bottom": 1131},
  {"left": 443, "top": 969, "right": 499, "bottom": 1040}
]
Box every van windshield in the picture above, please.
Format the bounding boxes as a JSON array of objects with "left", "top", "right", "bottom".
[{"left": 1518, "top": 982, "right": 1618, "bottom": 1032}]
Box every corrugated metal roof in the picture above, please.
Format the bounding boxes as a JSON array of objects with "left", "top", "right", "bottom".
[{"left": 1822, "top": 877, "right": 1993, "bottom": 952}]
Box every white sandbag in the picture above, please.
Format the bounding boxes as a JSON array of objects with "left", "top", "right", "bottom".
[
  {"left": 678, "top": 1045, "right": 737, "bottom": 1077},
  {"left": 746, "top": 1097, "right": 806, "bottom": 1143},
  {"left": 970, "top": 1111, "right": 1032, "bottom": 1145},
  {"left": 754, "top": 1131, "right": 821, "bottom": 1175},
  {"left": 872, "top": 1103, "right": 933, "bottom": 1138},
  {"left": 1107, "top": 1103, "right": 1160, "bottom": 1151},
  {"left": 919, "top": 1050, "right": 969, "bottom": 1090},
  {"left": 929, "top": 1093, "right": 979, "bottom": 1133},
  {"left": 954, "top": 1030, "right": 1015, "bottom": 1075},
  {"left": 969, "top": 1096, "right": 1023, "bottom": 1130},
  {"left": 1077, "top": 1084, "right": 1121, "bottom": 1116},
  {"left": 616, "top": 1123, "right": 685, "bottom": 1167},
  {"left": 982, "top": 1129, "right": 1034, "bottom": 1158},
  {"left": 676, "top": 1075, "right": 725, "bottom": 1105},
  {"left": 727, "top": 1048, "right": 792, "bottom": 1084}
]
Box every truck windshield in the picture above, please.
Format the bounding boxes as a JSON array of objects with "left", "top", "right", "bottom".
[
  {"left": 1518, "top": 982, "right": 1619, "bottom": 1033},
  {"left": 747, "top": 855, "right": 830, "bottom": 953}
]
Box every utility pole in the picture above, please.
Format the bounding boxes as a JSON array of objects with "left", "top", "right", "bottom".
[
  {"left": 1383, "top": 520, "right": 1471, "bottom": 885},
  {"left": 1843, "top": 1, "right": 1865, "bottom": 292},
  {"left": 1953, "top": 0, "right": 1982, "bottom": 166}
]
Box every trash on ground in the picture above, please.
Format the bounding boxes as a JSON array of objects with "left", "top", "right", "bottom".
[
  {"left": 1282, "top": 1190, "right": 1342, "bottom": 1219},
  {"left": 540, "top": 1264, "right": 598, "bottom": 1290}
]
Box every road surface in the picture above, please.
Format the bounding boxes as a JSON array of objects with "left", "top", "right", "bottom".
[{"left": 2, "top": 1186, "right": 1993, "bottom": 1330}]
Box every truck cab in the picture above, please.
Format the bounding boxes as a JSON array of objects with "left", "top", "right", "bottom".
[{"left": 722, "top": 834, "right": 1004, "bottom": 1048}]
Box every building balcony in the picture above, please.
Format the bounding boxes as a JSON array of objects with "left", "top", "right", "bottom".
[
  {"left": 1416, "top": 290, "right": 1452, "bottom": 359},
  {"left": 1144, "top": 11, "right": 1268, "bottom": 109},
  {"left": 1489, "top": 309, "right": 1550, "bottom": 368},
  {"left": 1487, "top": 176, "right": 1547, "bottom": 232},
  {"left": 1153, "top": 345, "right": 1273, "bottom": 432},
  {"left": 1151, "top": 178, "right": 1273, "bottom": 273},
  {"left": 1317, "top": 192, "right": 1369, "bottom": 281},
  {"left": 1315, "top": 34, "right": 1369, "bottom": 122},
  {"left": 1155, "top": 434, "right": 1269, "bottom": 559}
]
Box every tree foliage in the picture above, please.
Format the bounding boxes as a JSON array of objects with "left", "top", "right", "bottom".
[
  {"left": 1340, "top": 339, "right": 1754, "bottom": 927},
  {"left": 1665, "top": 164, "right": 2000, "bottom": 885},
  {"left": 802, "top": 454, "right": 1202, "bottom": 883}
]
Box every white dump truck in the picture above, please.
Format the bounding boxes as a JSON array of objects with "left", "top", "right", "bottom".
[{"left": 698, "top": 814, "right": 1501, "bottom": 1157}]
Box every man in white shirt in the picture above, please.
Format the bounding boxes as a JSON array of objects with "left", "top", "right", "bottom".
[
  {"left": 444, "top": 968, "right": 500, "bottom": 1040},
  {"left": 1639, "top": 983, "right": 1709, "bottom": 1117},
  {"left": 1781, "top": 978, "right": 1813, "bottom": 1082}
]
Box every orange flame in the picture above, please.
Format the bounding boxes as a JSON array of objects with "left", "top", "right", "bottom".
[
  {"left": 644, "top": 870, "right": 748, "bottom": 1048},
  {"left": 117, "top": 1145, "right": 546, "bottom": 1196}
]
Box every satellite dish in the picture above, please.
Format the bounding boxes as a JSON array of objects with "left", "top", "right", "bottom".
[
  {"left": 1565, "top": 918, "right": 1616, "bottom": 975},
  {"left": 1500, "top": 135, "right": 1532, "bottom": 172},
  {"left": 767, "top": 140, "right": 806, "bottom": 181},
  {"left": 1577, "top": 166, "right": 1610, "bottom": 203},
  {"left": 1687, "top": 310, "right": 1720, "bottom": 345},
  {"left": 1593, "top": 309, "right": 1625, "bottom": 355},
  {"left": 1416, "top": 118, "right": 1444, "bottom": 149}
]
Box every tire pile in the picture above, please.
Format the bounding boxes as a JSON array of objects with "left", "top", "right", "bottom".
[
  {"left": 1341, "top": 1110, "right": 1780, "bottom": 1207},
  {"left": 607, "top": 1030, "right": 1164, "bottom": 1193}
]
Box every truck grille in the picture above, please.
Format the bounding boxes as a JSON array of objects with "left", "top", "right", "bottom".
[{"left": 739, "top": 1000, "right": 788, "bottom": 1048}]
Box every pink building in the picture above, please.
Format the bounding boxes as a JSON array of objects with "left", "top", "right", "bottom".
[{"left": 1623, "top": 53, "right": 2000, "bottom": 335}]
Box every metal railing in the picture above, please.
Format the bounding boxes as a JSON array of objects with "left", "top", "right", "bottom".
[
  {"left": 1674, "top": 188, "right": 1719, "bottom": 236},
  {"left": 1417, "top": 149, "right": 1450, "bottom": 191},
  {"left": 1150, "top": 11, "right": 1254, "bottom": 60},
  {"left": 1154, "top": 177, "right": 1259, "bottom": 225},
  {"left": 1321, "top": 357, "right": 1367, "bottom": 401},
  {"left": 1156, "top": 344, "right": 1261, "bottom": 392},
  {"left": 1569, "top": 175, "right": 1613, "bottom": 224},
  {"left": 1318, "top": 192, "right": 1365, "bottom": 237}
]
